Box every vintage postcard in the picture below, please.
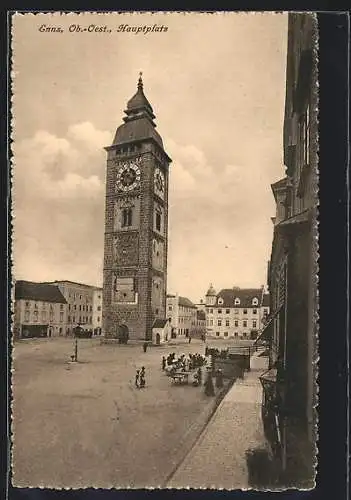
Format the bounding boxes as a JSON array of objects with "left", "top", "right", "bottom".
[{"left": 10, "top": 11, "right": 318, "bottom": 490}]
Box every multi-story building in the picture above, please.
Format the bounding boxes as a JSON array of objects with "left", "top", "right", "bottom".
[
  {"left": 166, "top": 294, "right": 197, "bottom": 338},
  {"left": 259, "top": 13, "right": 317, "bottom": 487},
  {"left": 205, "top": 284, "right": 269, "bottom": 340},
  {"left": 44, "top": 280, "right": 96, "bottom": 335},
  {"left": 92, "top": 287, "right": 103, "bottom": 335},
  {"left": 13, "top": 280, "right": 67, "bottom": 339}
]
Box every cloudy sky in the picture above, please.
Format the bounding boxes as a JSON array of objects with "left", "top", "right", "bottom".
[{"left": 12, "top": 12, "right": 288, "bottom": 303}]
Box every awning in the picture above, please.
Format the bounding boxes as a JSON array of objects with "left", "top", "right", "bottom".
[{"left": 254, "top": 304, "right": 283, "bottom": 345}]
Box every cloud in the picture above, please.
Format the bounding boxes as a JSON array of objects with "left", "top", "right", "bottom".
[{"left": 12, "top": 122, "right": 112, "bottom": 285}]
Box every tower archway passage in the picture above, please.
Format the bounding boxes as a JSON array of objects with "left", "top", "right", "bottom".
[{"left": 118, "top": 324, "right": 129, "bottom": 344}]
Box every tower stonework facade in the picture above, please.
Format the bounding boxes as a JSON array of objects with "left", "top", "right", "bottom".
[{"left": 102, "top": 76, "right": 171, "bottom": 341}]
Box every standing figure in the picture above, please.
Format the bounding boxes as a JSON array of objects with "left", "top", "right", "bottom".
[
  {"left": 204, "top": 371, "right": 215, "bottom": 397},
  {"left": 189, "top": 336, "right": 192, "bottom": 344},
  {"left": 139, "top": 366, "right": 146, "bottom": 388},
  {"left": 135, "top": 369, "right": 140, "bottom": 389},
  {"left": 143, "top": 342, "right": 148, "bottom": 353},
  {"left": 162, "top": 356, "right": 166, "bottom": 370}
]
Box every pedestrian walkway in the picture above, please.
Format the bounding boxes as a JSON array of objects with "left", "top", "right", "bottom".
[{"left": 167, "top": 353, "right": 269, "bottom": 489}]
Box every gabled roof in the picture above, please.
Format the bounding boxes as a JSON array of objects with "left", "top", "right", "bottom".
[
  {"left": 216, "top": 288, "right": 266, "bottom": 308},
  {"left": 153, "top": 319, "right": 169, "bottom": 328},
  {"left": 15, "top": 281, "right": 67, "bottom": 304},
  {"left": 179, "top": 296, "right": 196, "bottom": 309}
]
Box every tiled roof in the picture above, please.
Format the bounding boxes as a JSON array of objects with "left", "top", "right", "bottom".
[
  {"left": 179, "top": 296, "right": 196, "bottom": 309},
  {"left": 216, "top": 288, "right": 265, "bottom": 308},
  {"left": 15, "top": 281, "right": 67, "bottom": 304},
  {"left": 43, "top": 280, "right": 100, "bottom": 289},
  {"left": 153, "top": 319, "right": 169, "bottom": 328}
]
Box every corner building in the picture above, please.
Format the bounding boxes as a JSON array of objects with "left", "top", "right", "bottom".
[{"left": 103, "top": 75, "right": 171, "bottom": 341}]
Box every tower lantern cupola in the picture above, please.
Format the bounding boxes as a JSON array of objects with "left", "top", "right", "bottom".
[{"left": 110, "top": 72, "right": 166, "bottom": 150}]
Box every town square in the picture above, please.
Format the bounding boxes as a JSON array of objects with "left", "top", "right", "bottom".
[{"left": 11, "top": 11, "right": 318, "bottom": 490}]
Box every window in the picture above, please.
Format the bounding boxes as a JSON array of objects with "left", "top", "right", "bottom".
[
  {"left": 90, "top": 306, "right": 93, "bottom": 312},
  {"left": 209, "top": 308, "right": 213, "bottom": 314},
  {"left": 243, "top": 332, "right": 247, "bottom": 338},
  {"left": 234, "top": 298, "right": 240, "bottom": 305},
  {"left": 234, "top": 320, "right": 239, "bottom": 327},
  {"left": 234, "top": 308, "right": 239, "bottom": 314},
  {"left": 253, "top": 320, "right": 257, "bottom": 328},
  {"left": 218, "top": 298, "right": 224, "bottom": 305},
  {"left": 83, "top": 305, "right": 85, "bottom": 311},
  {"left": 60, "top": 312, "right": 64, "bottom": 322},
  {"left": 24, "top": 311, "right": 30, "bottom": 322},
  {"left": 224, "top": 332, "right": 228, "bottom": 337},
  {"left": 79, "top": 316, "right": 81, "bottom": 323},
  {"left": 225, "top": 319, "right": 230, "bottom": 327},
  {"left": 155, "top": 211, "right": 161, "bottom": 231},
  {"left": 68, "top": 304, "right": 71, "bottom": 311},
  {"left": 218, "top": 309, "right": 222, "bottom": 314},
  {"left": 253, "top": 308, "right": 257, "bottom": 315},
  {"left": 97, "top": 316, "right": 100, "bottom": 323},
  {"left": 73, "top": 316, "right": 75, "bottom": 323},
  {"left": 243, "top": 320, "right": 247, "bottom": 327},
  {"left": 33, "top": 310, "right": 38, "bottom": 322},
  {"left": 252, "top": 298, "right": 258, "bottom": 306},
  {"left": 79, "top": 305, "right": 81, "bottom": 311},
  {"left": 243, "top": 309, "right": 248, "bottom": 315},
  {"left": 97, "top": 306, "right": 101, "bottom": 311},
  {"left": 216, "top": 332, "right": 220, "bottom": 337},
  {"left": 74, "top": 305, "right": 77, "bottom": 310},
  {"left": 217, "top": 320, "right": 222, "bottom": 326},
  {"left": 264, "top": 308, "right": 268, "bottom": 316},
  {"left": 90, "top": 316, "right": 92, "bottom": 323},
  {"left": 168, "top": 305, "right": 172, "bottom": 311},
  {"left": 226, "top": 309, "right": 230, "bottom": 314},
  {"left": 42, "top": 311, "right": 47, "bottom": 321},
  {"left": 25, "top": 301, "right": 30, "bottom": 307},
  {"left": 122, "top": 207, "right": 133, "bottom": 227},
  {"left": 209, "top": 319, "right": 213, "bottom": 326},
  {"left": 234, "top": 332, "right": 238, "bottom": 337},
  {"left": 68, "top": 315, "right": 71, "bottom": 322},
  {"left": 79, "top": 295, "right": 82, "bottom": 300},
  {"left": 60, "top": 304, "right": 64, "bottom": 310},
  {"left": 98, "top": 295, "right": 101, "bottom": 299}
]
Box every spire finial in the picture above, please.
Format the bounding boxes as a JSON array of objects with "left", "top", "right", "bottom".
[{"left": 138, "top": 71, "right": 143, "bottom": 90}]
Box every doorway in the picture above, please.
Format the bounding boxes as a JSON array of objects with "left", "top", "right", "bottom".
[{"left": 118, "top": 324, "right": 129, "bottom": 344}]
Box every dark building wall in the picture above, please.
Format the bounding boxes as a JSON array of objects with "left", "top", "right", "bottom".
[{"left": 103, "top": 139, "right": 170, "bottom": 340}]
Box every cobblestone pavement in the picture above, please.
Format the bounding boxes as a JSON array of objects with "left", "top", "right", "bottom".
[
  {"left": 11, "top": 337, "right": 227, "bottom": 489},
  {"left": 167, "top": 353, "right": 269, "bottom": 489}
]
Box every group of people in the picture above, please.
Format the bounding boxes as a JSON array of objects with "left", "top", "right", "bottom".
[
  {"left": 162, "top": 352, "right": 206, "bottom": 372},
  {"left": 135, "top": 366, "right": 146, "bottom": 389}
]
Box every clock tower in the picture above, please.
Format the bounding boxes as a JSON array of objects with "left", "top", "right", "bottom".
[{"left": 102, "top": 74, "right": 171, "bottom": 342}]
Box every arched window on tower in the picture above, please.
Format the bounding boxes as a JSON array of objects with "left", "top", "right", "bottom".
[{"left": 122, "top": 207, "right": 133, "bottom": 228}]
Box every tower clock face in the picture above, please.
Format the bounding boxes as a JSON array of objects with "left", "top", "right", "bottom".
[
  {"left": 116, "top": 162, "right": 141, "bottom": 192},
  {"left": 154, "top": 168, "right": 165, "bottom": 199}
]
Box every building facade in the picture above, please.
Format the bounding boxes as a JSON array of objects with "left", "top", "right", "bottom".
[
  {"left": 14, "top": 281, "right": 67, "bottom": 339},
  {"left": 92, "top": 287, "right": 103, "bottom": 335},
  {"left": 261, "top": 13, "right": 317, "bottom": 487},
  {"left": 45, "top": 280, "right": 96, "bottom": 335},
  {"left": 102, "top": 75, "right": 171, "bottom": 342},
  {"left": 205, "top": 284, "right": 269, "bottom": 340},
  {"left": 166, "top": 294, "right": 198, "bottom": 338}
]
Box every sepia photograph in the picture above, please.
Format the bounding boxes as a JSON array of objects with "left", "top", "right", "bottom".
[{"left": 10, "top": 11, "right": 318, "bottom": 490}]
